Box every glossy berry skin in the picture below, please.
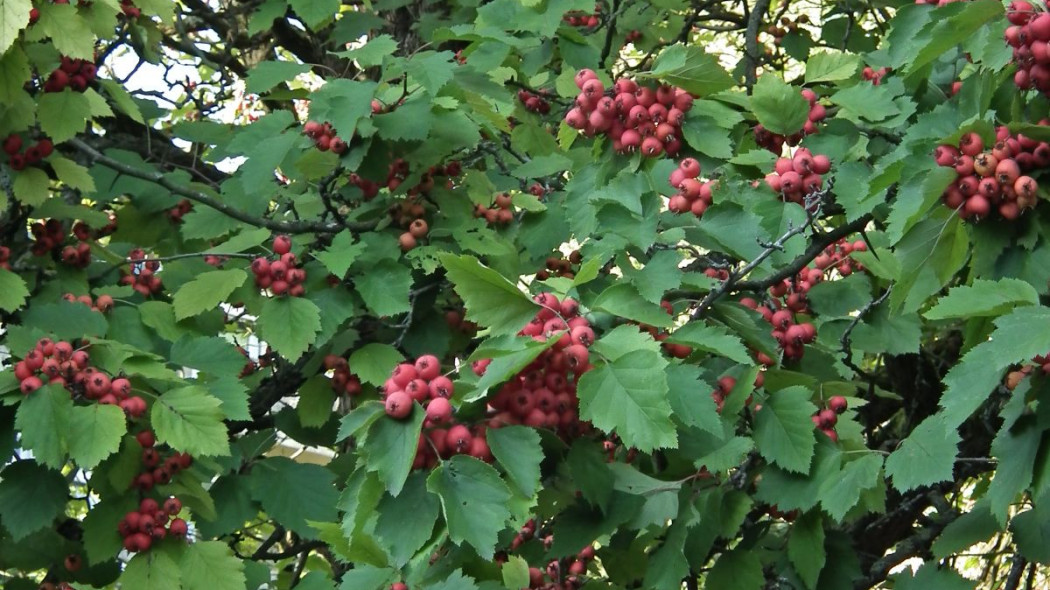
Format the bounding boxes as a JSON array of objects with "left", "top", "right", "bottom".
[{"left": 385, "top": 390, "right": 414, "bottom": 419}]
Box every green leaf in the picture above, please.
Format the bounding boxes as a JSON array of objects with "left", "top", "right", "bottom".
[
  {"left": 817, "top": 454, "right": 883, "bottom": 521},
  {"left": 0, "top": 460, "right": 67, "bottom": 541},
  {"left": 438, "top": 254, "right": 539, "bottom": 335},
  {"left": 245, "top": 60, "right": 311, "bottom": 94},
  {"left": 933, "top": 501, "right": 998, "bottom": 559},
  {"left": 425, "top": 570, "right": 480, "bottom": 590},
  {"left": 940, "top": 306, "right": 1050, "bottom": 426},
  {"left": 82, "top": 495, "right": 136, "bottom": 565},
  {"left": 885, "top": 415, "right": 960, "bottom": 492},
  {"left": 151, "top": 386, "right": 230, "bottom": 457},
  {"left": 354, "top": 259, "right": 412, "bottom": 317},
  {"left": 14, "top": 385, "right": 72, "bottom": 468},
  {"left": 170, "top": 336, "right": 247, "bottom": 377},
  {"left": 987, "top": 418, "right": 1041, "bottom": 523},
  {"left": 374, "top": 471, "right": 440, "bottom": 566},
  {"left": 258, "top": 296, "right": 322, "bottom": 361},
  {"left": 501, "top": 556, "right": 531, "bottom": 590},
  {"left": 315, "top": 230, "right": 365, "bottom": 278},
  {"left": 22, "top": 301, "right": 107, "bottom": 340},
  {"left": 0, "top": 268, "right": 29, "bottom": 312},
  {"left": 67, "top": 404, "right": 126, "bottom": 470},
  {"left": 308, "top": 79, "right": 375, "bottom": 140},
  {"left": 469, "top": 336, "right": 558, "bottom": 402},
  {"left": 1010, "top": 503, "right": 1050, "bottom": 563},
  {"left": 249, "top": 457, "right": 339, "bottom": 537},
  {"left": 335, "top": 34, "right": 398, "bottom": 67},
  {"left": 36, "top": 89, "right": 91, "bottom": 142},
  {"left": 894, "top": 562, "right": 981, "bottom": 590},
  {"left": 374, "top": 99, "right": 434, "bottom": 142},
  {"left": 645, "top": 45, "right": 735, "bottom": 97},
  {"left": 337, "top": 565, "right": 395, "bottom": 590},
  {"left": 511, "top": 153, "right": 573, "bottom": 179},
  {"left": 590, "top": 324, "right": 662, "bottom": 362},
  {"left": 487, "top": 426, "right": 543, "bottom": 497},
  {"left": 172, "top": 269, "right": 247, "bottom": 320},
  {"left": 804, "top": 51, "right": 861, "bottom": 83},
  {"left": 680, "top": 115, "right": 733, "bottom": 159},
  {"left": 97, "top": 78, "right": 144, "bottom": 123},
  {"left": 288, "top": 0, "right": 338, "bottom": 28},
  {"left": 666, "top": 322, "right": 753, "bottom": 364},
  {"left": 925, "top": 278, "right": 1039, "bottom": 320},
  {"left": 750, "top": 75, "right": 809, "bottom": 135},
  {"left": 180, "top": 541, "right": 246, "bottom": 590},
  {"left": 426, "top": 455, "right": 513, "bottom": 559},
  {"left": 789, "top": 511, "right": 826, "bottom": 589},
  {"left": 618, "top": 249, "right": 683, "bottom": 304},
  {"left": 407, "top": 51, "right": 456, "bottom": 95},
  {"left": 830, "top": 84, "right": 900, "bottom": 123},
  {"left": 706, "top": 549, "right": 763, "bottom": 590},
  {"left": 37, "top": 3, "right": 93, "bottom": 59},
  {"left": 204, "top": 227, "right": 272, "bottom": 254},
  {"left": 347, "top": 343, "right": 404, "bottom": 387},
  {"left": 591, "top": 283, "right": 673, "bottom": 328},
  {"left": 50, "top": 155, "right": 95, "bottom": 192},
  {"left": 298, "top": 375, "right": 336, "bottom": 428},
  {"left": 11, "top": 167, "right": 50, "bottom": 205},
  {"left": 0, "top": 47, "right": 30, "bottom": 105},
  {"left": 120, "top": 550, "right": 181, "bottom": 590},
  {"left": 361, "top": 409, "right": 425, "bottom": 496},
  {"left": 577, "top": 349, "right": 677, "bottom": 452},
  {"left": 665, "top": 364, "right": 721, "bottom": 435},
  {"left": 753, "top": 386, "right": 818, "bottom": 474},
  {"left": 0, "top": 0, "right": 30, "bottom": 55}
]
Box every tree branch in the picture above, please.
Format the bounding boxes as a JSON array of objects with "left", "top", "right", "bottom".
[{"left": 743, "top": 0, "right": 771, "bottom": 91}]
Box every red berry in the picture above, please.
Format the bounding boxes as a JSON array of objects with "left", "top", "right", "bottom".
[
  {"left": 272, "top": 235, "right": 291, "bottom": 255},
  {"left": 385, "top": 391, "right": 414, "bottom": 419}
]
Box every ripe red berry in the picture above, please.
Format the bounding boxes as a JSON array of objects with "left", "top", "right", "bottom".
[
  {"left": 385, "top": 391, "right": 413, "bottom": 419},
  {"left": 425, "top": 397, "right": 453, "bottom": 423},
  {"left": 828, "top": 396, "right": 848, "bottom": 414},
  {"left": 272, "top": 235, "right": 291, "bottom": 255},
  {"left": 168, "top": 518, "right": 188, "bottom": 538},
  {"left": 414, "top": 354, "right": 441, "bottom": 380}
]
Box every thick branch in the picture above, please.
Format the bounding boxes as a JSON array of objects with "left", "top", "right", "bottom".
[{"left": 743, "top": 0, "right": 771, "bottom": 91}]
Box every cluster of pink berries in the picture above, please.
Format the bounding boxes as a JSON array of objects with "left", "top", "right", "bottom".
[
  {"left": 666, "top": 157, "right": 717, "bottom": 218},
  {"left": 564, "top": 70, "right": 694, "bottom": 157},
  {"left": 763, "top": 147, "right": 831, "bottom": 206},
  {"left": 862, "top": 66, "right": 889, "bottom": 85},
  {"left": 709, "top": 374, "right": 765, "bottom": 414},
  {"left": 323, "top": 355, "right": 363, "bottom": 397},
  {"left": 474, "top": 192, "right": 516, "bottom": 226},
  {"left": 28, "top": 218, "right": 72, "bottom": 257},
  {"left": 535, "top": 251, "right": 583, "bottom": 281},
  {"left": 43, "top": 57, "right": 97, "bottom": 93},
  {"left": 389, "top": 199, "right": 430, "bottom": 251},
  {"left": 251, "top": 235, "right": 306, "bottom": 297},
  {"left": 479, "top": 292, "right": 596, "bottom": 439},
  {"left": 132, "top": 430, "right": 194, "bottom": 491},
  {"left": 118, "top": 496, "right": 188, "bottom": 553},
  {"left": 753, "top": 89, "right": 825, "bottom": 153},
  {"left": 563, "top": 4, "right": 601, "bottom": 27},
  {"left": 167, "top": 199, "right": 192, "bottom": 223},
  {"left": 1004, "top": 1, "right": 1050, "bottom": 96},
  {"left": 3, "top": 134, "right": 53, "bottom": 171},
  {"left": 518, "top": 89, "right": 552, "bottom": 114},
  {"left": 62, "top": 292, "right": 114, "bottom": 313},
  {"left": 813, "top": 238, "right": 867, "bottom": 276},
  {"left": 120, "top": 249, "right": 163, "bottom": 296},
  {"left": 812, "top": 396, "right": 848, "bottom": 442},
  {"left": 523, "top": 545, "right": 596, "bottom": 589},
  {"left": 303, "top": 121, "right": 348, "bottom": 154},
  {"left": 934, "top": 128, "right": 1044, "bottom": 220},
  {"left": 740, "top": 298, "right": 817, "bottom": 362}
]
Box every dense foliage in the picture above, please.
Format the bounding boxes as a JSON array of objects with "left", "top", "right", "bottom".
[{"left": 1, "top": 0, "right": 1049, "bottom": 588}]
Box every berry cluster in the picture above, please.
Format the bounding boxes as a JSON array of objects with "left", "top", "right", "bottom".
[
  {"left": 442, "top": 306, "right": 479, "bottom": 336},
  {"left": 120, "top": 249, "right": 163, "bottom": 296},
  {"left": 740, "top": 298, "right": 817, "bottom": 361},
  {"left": 935, "top": 128, "right": 1046, "bottom": 220},
  {"left": 347, "top": 173, "right": 380, "bottom": 200},
  {"left": 524, "top": 545, "right": 596, "bottom": 589},
  {"left": 132, "top": 430, "right": 194, "bottom": 490},
  {"left": 666, "top": 157, "right": 717, "bottom": 218},
  {"left": 812, "top": 395, "right": 847, "bottom": 442},
  {"left": 563, "top": 4, "right": 601, "bottom": 27},
  {"left": 251, "top": 235, "right": 306, "bottom": 297},
  {"left": 3, "top": 134, "right": 53, "bottom": 171},
  {"left": 709, "top": 374, "right": 765, "bottom": 414},
  {"left": 763, "top": 147, "right": 832, "bottom": 206},
  {"left": 518, "top": 88, "right": 552, "bottom": 115},
  {"left": 167, "top": 199, "right": 192, "bottom": 223},
  {"left": 62, "top": 292, "right": 114, "bottom": 313},
  {"left": 564, "top": 70, "right": 694, "bottom": 157},
  {"left": 118, "top": 497, "right": 188, "bottom": 553},
  {"left": 1005, "top": 1, "right": 1050, "bottom": 96},
  {"left": 862, "top": 66, "right": 889, "bottom": 85},
  {"left": 535, "top": 250, "right": 583, "bottom": 281},
  {"left": 390, "top": 198, "right": 430, "bottom": 251},
  {"left": 763, "top": 15, "right": 809, "bottom": 47},
  {"left": 624, "top": 29, "right": 642, "bottom": 43},
  {"left": 813, "top": 238, "right": 867, "bottom": 276},
  {"left": 302, "top": 121, "right": 348, "bottom": 154},
  {"left": 474, "top": 192, "right": 516, "bottom": 226},
  {"left": 481, "top": 293, "right": 595, "bottom": 439},
  {"left": 323, "top": 355, "right": 363, "bottom": 397},
  {"left": 0, "top": 245, "right": 10, "bottom": 270},
  {"left": 753, "top": 89, "right": 825, "bottom": 153},
  {"left": 43, "top": 57, "right": 97, "bottom": 93}
]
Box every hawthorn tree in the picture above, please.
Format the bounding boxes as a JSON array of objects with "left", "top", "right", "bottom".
[{"left": 1, "top": 0, "right": 1050, "bottom": 588}]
